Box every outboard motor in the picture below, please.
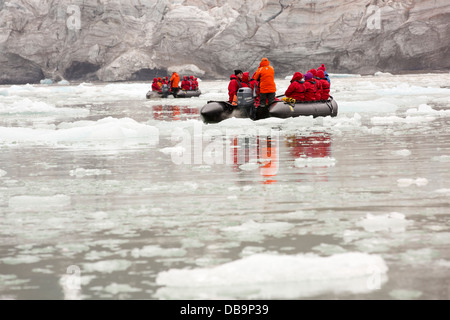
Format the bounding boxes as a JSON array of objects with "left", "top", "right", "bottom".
[
  {"left": 161, "top": 84, "right": 170, "bottom": 98},
  {"left": 236, "top": 87, "right": 254, "bottom": 118}
]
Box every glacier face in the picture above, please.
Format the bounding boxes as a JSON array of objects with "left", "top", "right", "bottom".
[{"left": 0, "top": 0, "right": 449, "bottom": 83}]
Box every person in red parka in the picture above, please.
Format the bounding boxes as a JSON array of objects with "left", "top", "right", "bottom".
[
  {"left": 181, "top": 76, "right": 191, "bottom": 91},
  {"left": 228, "top": 70, "right": 243, "bottom": 104},
  {"left": 303, "top": 72, "right": 317, "bottom": 101},
  {"left": 316, "top": 70, "right": 330, "bottom": 100},
  {"left": 241, "top": 72, "right": 250, "bottom": 88},
  {"left": 189, "top": 76, "right": 197, "bottom": 90},
  {"left": 284, "top": 72, "right": 306, "bottom": 101},
  {"left": 151, "top": 78, "right": 161, "bottom": 92}
]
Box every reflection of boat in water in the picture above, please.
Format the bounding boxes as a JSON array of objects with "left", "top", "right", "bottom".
[
  {"left": 230, "top": 132, "right": 333, "bottom": 184},
  {"left": 286, "top": 133, "right": 332, "bottom": 158},
  {"left": 152, "top": 105, "right": 199, "bottom": 121},
  {"left": 146, "top": 85, "right": 201, "bottom": 99},
  {"left": 201, "top": 87, "right": 338, "bottom": 123}
]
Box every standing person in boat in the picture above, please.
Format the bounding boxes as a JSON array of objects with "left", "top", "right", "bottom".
[
  {"left": 316, "top": 70, "right": 330, "bottom": 101},
  {"left": 170, "top": 72, "right": 180, "bottom": 96},
  {"left": 303, "top": 72, "right": 317, "bottom": 102},
  {"left": 181, "top": 76, "right": 191, "bottom": 91},
  {"left": 253, "top": 57, "right": 276, "bottom": 117},
  {"left": 151, "top": 78, "right": 161, "bottom": 93},
  {"left": 284, "top": 72, "right": 306, "bottom": 102},
  {"left": 228, "top": 69, "right": 243, "bottom": 104}
]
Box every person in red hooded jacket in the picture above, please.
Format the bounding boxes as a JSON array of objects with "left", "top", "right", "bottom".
[
  {"left": 303, "top": 72, "right": 317, "bottom": 101},
  {"left": 189, "top": 76, "right": 197, "bottom": 90},
  {"left": 241, "top": 72, "right": 250, "bottom": 88},
  {"left": 284, "top": 72, "right": 306, "bottom": 101},
  {"left": 151, "top": 78, "right": 161, "bottom": 92},
  {"left": 228, "top": 70, "right": 243, "bottom": 103},
  {"left": 316, "top": 70, "right": 330, "bottom": 100},
  {"left": 181, "top": 76, "right": 191, "bottom": 91},
  {"left": 317, "top": 64, "right": 330, "bottom": 84}
]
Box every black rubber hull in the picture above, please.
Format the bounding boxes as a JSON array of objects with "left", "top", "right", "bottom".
[{"left": 200, "top": 97, "right": 338, "bottom": 123}]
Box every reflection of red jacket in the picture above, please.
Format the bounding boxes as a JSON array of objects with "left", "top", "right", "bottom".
[
  {"left": 228, "top": 75, "right": 242, "bottom": 102},
  {"left": 285, "top": 72, "right": 305, "bottom": 101}
]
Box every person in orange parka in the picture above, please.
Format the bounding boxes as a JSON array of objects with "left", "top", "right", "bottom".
[
  {"left": 151, "top": 78, "right": 161, "bottom": 92},
  {"left": 170, "top": 72, "right": 180, "bottom": 96},
  {"left": 316, "top": 70, "right": 330, "bottom": 100},
  {"left": 284, "top": 72, "right": 306, "bottom": 101},
  {"left": 253, "top": 57, "right": 276, "bottom": 109}
]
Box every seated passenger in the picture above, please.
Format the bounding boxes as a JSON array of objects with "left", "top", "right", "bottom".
[
  {"left": 228, "top": 70, "right": 243, "bottom": 104},
  {"left": 317, "top": 64, "right": 330, "bottom": 84},
  {"left": 181, "top": 76, "right": 191, "bottom": 91},
  {"left": 151, "top": 78, "right": 161, "bottom": 92},
  {"left": 316, "top": 70, "right": 330, "bottom": 100},
  {"left": 189, "top": 76, "right": 197, "bottom": 90},
  {"left": 284, "top": 72, "right": 305, "bottom": 101},
  {"left": 303, "top": 72, "right": 317, "bottom": 101},
  {"left": 241, "top": 72, "right": 250, "bottom": 88}
]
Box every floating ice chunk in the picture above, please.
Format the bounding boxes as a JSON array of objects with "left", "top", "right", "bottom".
[
  {"left": 58, "top": 80, "right": 70, "bottom": 85},
  {"left": 83, "top": 260, "right": 132, "bottom": 274},
  {"left": 2, "top": 255, "right": 41, "bottom": 265},
  {"left": 131, "top": 245, "right": 187, "bottom": 258},
  {"left": 397, "top": 178, "right": 428, "bottom": 187},
  {"left": 239, "top": 162, "right": 259, "bottom": 171},
  {"left": 69, "top": 168, "right": 112, "bottom": 177},
  {"left": 432, "top": 155, "right": 450, "bottom": 162},
  {"left": 374, "top": 71, "right": 393, "bottom": 77},
  {"left": 357, "top": 212, "right": 413, "bottom": 233},
  {"left": 104, "top": 283, "right": 141, "bottom": 294},
  {"left": 40, "top": 79, "right": 53, "bottom": 85},
  {"left": 435, "top": 188, "right": 450, "bottom": 195},
  {"left": 8, "top": 194, "right": 71, "bottom": 211},
  {"left": 159, "top": 146, "right": 185, "bottom": 156},
  {"left": 222, "top": 220, "right": 294, "bottom": 242},
  {"left": 155, "top": 252, "right": 388, "bottom": 299},
  {"left": 392, "top": 149, "right": 411, "bottom": 156},
  {"left": 389, "top": 289, "right": 423, "bottom": 300},
  {"left": 0, "top": 169, "right": 6, "bottom": 177},
  {"left": 295, "top": 156, "right": 336, "bottom": 168}
]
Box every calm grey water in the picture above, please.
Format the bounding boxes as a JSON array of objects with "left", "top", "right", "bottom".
[{"left": 0, "top": 75, "right": 449, "bottom": 300}]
